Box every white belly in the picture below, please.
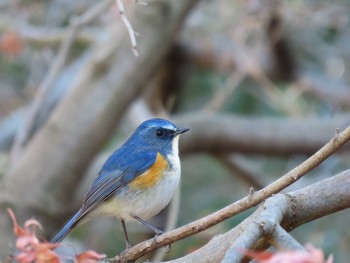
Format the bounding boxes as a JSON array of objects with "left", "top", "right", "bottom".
[{"left": 92, "top": 153, "right": 181, "bottom": 221}]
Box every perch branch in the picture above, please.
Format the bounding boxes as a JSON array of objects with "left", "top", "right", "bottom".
[
  {"left": 115, "top": 0, "right": 141, "bottom": 56},
  {"left": 166, "top": 170, "right": 350, "bottom": 262}
]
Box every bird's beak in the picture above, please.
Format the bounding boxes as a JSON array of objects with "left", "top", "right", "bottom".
[{"left": 173, "top": 127, "right": 190, "bottom": 136}]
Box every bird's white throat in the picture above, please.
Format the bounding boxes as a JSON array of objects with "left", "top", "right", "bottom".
[{"left": 172, "top": 135, "right": 180, "bottom": 156}]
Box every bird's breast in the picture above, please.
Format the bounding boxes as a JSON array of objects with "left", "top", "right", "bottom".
[
  {"left": 129, "top": 152, "right": 169, "bottom": 190},
  {"left": 92, "top": 152, "right": 181, "bottom": 221}
]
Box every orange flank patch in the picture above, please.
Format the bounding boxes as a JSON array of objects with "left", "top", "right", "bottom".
[{"left": 129, "top": 153, "right": 169, "bottom": 190}]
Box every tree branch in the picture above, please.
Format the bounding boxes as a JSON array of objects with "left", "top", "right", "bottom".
[
  {"left": 174, "top": 113, "right": 350, "bottom": 155},
  {"left": 167, "top": 170, "right": 350, "bottom": 263},
  {"left": 273, "top": 225, "right": 305, "bottom": 251},
  {"left": 215, "top": 153, "right": 266, "bottom": 189}
]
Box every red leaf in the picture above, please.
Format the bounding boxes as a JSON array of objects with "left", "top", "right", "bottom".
[
  {"left": 8, "top": 208, "right": 42, "bottom": 236},
  {"left": 35, "top": 243, "right": 61, "bottom": 263},
  {"left": 8, "top": 208, "right": 27, "bottom": 237},
  {"left": 242, "top": 250, "right": 274, "bottom": 260},
  {"left": 76, "top": 250, "right": 106, "bottom": 263},
  {"left": 16, "top": 251, "right": 36, "bottom": 263},
  {"left": 16, "top": 235, "right": 40, "bottom": 251},
  {"left": 8, "top": 209, "right": 108, "bottom": 263},
  {"left": 243, "top": 245, "right": 333, "bottom": 263},
  {"left": 24, "top": 218, "right": 43, "bottom": 232},
  {"left": 8, "top": 208, "right": 61, "bottom": 263},
  {"left": 0, "top": 30, "right": 23, "bottom": 56},
  {"left": 8, "top": 208, "right": 41, "bottom": 250}
]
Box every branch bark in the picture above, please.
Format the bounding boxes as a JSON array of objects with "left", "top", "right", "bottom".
[{"left": 167, "top": 169, "right": 350, "bottom": 263}]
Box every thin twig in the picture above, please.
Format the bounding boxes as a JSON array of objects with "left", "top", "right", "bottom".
[
  {"left": 111, "top": 125, "right": 350, "bottom": 262},
  {"left": 216, "top": 153, "right": 266, "bottom": 189},
  {"left": 134, "top": 0, "right": 148, "bottom": 7},
  {"left": 10, "top": 0, "right": 113, "bottom": 164},
  {"left": 204, "top": 70, "right": 245, "bottom": 112},
  {"left": 116, "top": 0, "right": 140, "bottom": 56}
]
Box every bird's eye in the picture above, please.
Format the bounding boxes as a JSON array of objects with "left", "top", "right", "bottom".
[{"left": 155, "top": 128, "right": 165, "bottom": 137}]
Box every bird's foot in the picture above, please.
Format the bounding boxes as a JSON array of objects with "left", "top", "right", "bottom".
[
  {"left": 121, "top": 242, "right": 132, "bottom": 254},
  {"left": 151, "top": 230, "right": 171, "bottom": 252}
]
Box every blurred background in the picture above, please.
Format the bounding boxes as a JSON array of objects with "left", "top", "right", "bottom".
[{"left": 0, "top": 0, "right": 350, "bottom": 261}]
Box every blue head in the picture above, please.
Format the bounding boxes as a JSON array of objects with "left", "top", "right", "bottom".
[
  {"left": 127, "top": 118, "right": 189, "bottom": 155},
  {"left": 101, "top": 118, "right": 189, "bottom": 172}
]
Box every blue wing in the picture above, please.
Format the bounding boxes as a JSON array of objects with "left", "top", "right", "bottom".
[
  {"left": 51, "top": 149, "right": 157, "bottom": 243},
  {"left": 82, "top": 149, "right": 157, "bottom": 214}
]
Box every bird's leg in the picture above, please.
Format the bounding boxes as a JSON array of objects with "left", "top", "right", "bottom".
[
  {"left": 130, "top": 214, "right": 171, "bottom": 252},
  {"left": 130, "top": 214, "right": 164, "bottom": 237},
  {"left": 120, "top": 219, "right": 132, "bottom": 250}
]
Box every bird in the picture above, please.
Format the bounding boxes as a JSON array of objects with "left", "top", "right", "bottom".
[{"left": 51, "top": 118, "right": 189, "bottom": 248}]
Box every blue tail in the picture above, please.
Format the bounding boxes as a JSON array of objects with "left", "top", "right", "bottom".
[{"left": 51, "top": 209, "right": 82, "bottom": 243}]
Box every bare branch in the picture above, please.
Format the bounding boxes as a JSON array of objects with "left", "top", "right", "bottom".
[
  {"left": 204, "top": 70, "right": 245, "bottom": 112},
  {"left": 215, "top": 153, "right": 266, "bottom": 189},
  {"left": 167, "top": 170, "right": 350, "bottom": 262},
  {"left": 221, "top": 194, "right": 288, "bottom": 263},
  {"left": 115, "top": 0, "right": 139, "bottom": 56},
  {"left": 174, "top": 113, "right": 350, "bottom": 155},
  {"left": 273, "top": 225, "right": 305, "bottom": 251},
  {"left": 0, "top": 23, "right": 96, "bottom": 47}
]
